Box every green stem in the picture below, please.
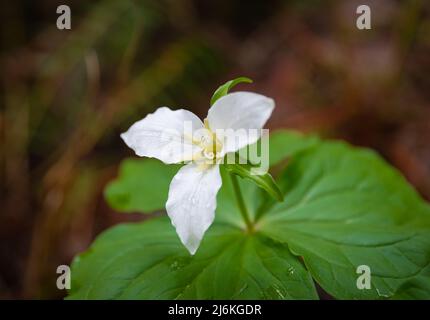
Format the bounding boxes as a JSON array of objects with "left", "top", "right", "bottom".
[{"left": 230, "top": 173, "right": 253, "bottom": 232}]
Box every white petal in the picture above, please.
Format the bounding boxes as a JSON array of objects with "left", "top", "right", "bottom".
[
  {"left": 207, "top": 92, "right": 274, "bottom": 153},
  {"left": 166, "top": 163, "right": 222, "bottom": 254},
  {"left": 121, "top": 107, "right": 204, "bottom": 164}
]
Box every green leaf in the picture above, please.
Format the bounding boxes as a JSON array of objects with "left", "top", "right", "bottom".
[
  {"left": 239, "top": 129, "right": 320, "bottom": 168},
  {"left": 210, "top": 77, "right": 253, "bottom": 106},
  {"left": 258, "top": 140, "right": 430, "bottom": 299},
  {"left": 390, "top": 266, "right": 430, "bottom": 299},
  {"left": 67, "top": 217, "right": 318, "bottom": 299},
  {"left": 71, "top": 130, "right": 430, "bottom": 299},
  {"left": 268, "top": 130, "right": 320, "bottom": 166},
  {"left": 105, "top": 158, "right": 180, "bottom": 213},
  {"left": 224, "top": 161, "right": 283, "bottom": 202}
]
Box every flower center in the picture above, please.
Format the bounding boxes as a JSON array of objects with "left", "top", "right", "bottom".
[
  {"left": 201, "top": 119, "right": 223, "bottom": 160},
  {"left": 191, "top": 119, "right": 223, "bottom": 168}
]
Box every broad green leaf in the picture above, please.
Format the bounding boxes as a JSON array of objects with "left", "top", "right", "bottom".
[
  {"left": 210, "top": 77, "right": 253, "bottom": 106},
  {"left": 240, "top": 130, "right": 320, "bottom": 167},
  {"left": 268, "top": 130, "right": 320, "bottom": 166},
  {"left": 259, "top": 141, "right": 430, "bottom": 299},
  {"left": 68, "top": 217, "right": 318, "bottom": 299},
  {"left": 105, "top": 158, "right": 180, "bottom": 213},
  {"left": 390, "top": 265, "right": 430, "bottom": 299},
  {"left": 224, "top": 161, "right": 283, "bottom": 202},
  {"left": 71, "top": 130, "right": 430, "bottom": 300},
  {"left": 213, "top": 166, "right": 262, "bottom": 227}
]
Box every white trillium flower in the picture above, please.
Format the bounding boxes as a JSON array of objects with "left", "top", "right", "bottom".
[{"left": 121, "top": 91, "right": 275, "bottom": 254}]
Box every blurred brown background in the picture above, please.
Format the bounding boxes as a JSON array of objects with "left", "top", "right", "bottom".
[{"left": 0, "top": 0, "right": 429, "bottom": 299}]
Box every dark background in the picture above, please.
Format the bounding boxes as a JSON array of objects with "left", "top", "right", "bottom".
[{"left": 1, "top": 0, "right": 429, "bottom": 299}]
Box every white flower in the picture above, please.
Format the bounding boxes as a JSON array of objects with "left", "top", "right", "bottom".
[{"left": 121, "top": 92, "right": 274, "bottom": 254}]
